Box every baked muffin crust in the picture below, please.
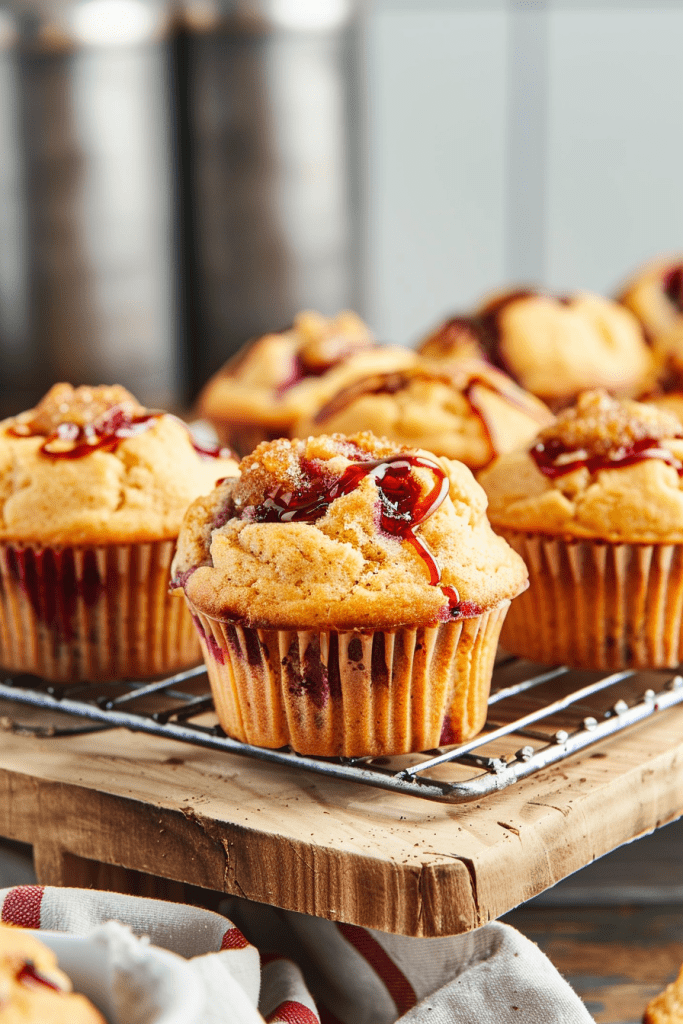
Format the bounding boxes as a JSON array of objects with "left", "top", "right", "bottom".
[
  {"left": 295, "top": 358, "right": 553, "bottom": 470},
  {"left": 479, "top": 391, "right": 683, "bottom": 542},
  {"left": 420, "top": 290, "right": 653, "bottom": 408},
  {"left": 172, "top": 432, "right": 528, "bottom": 630},
  {"left": 0, "top": 923, "right": 106, "bottom": 1023},
  {"left": 0, "top": 384, "right": 239, "bottom": 546},
  {"left": 197, "top": 310, "right": 417, "bottom": 451}
]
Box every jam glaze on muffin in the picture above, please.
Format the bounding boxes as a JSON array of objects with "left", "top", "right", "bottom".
[
  {"left": 294, "top": 357, "right": 554, "bottom": 472},
  {"left": 481, "top": 390, "right": 683, "bottom": 541},
  {"left": 419, "top": 289, "right": 653, "bottom": 410},
  {"left": 0, "top": 922, "right": 106, "bottom": 1023},
  {"left": 172, "top": 432, "right": 527, "bottom": 756},
  {"left": 479, "top": 391, "right": 683, "bottom": 669},
  {"left": 0, "top": 382, "right": 239, "bottom": 681},
  {"left": 197, "top": 309, "right": 417, "bottom": 455}
]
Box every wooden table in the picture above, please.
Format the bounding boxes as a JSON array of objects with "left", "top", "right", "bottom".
[
  {"left": 1, "top": 683, "right": 683, "bottom": 938},
  {"left": 504, "top": 904, "right": 683, "bottom": 1024}
]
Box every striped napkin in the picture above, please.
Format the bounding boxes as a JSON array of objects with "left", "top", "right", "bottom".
[{"left": 0, "top": 884, "right": 593, "bottom": 1023}]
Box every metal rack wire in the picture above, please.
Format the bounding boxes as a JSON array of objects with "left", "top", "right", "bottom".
[{"left": 0, "top": 659, "right": 682, "bottom": 803}]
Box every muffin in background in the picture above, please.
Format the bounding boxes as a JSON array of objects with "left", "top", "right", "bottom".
[
  {"left": 646, "top": 391, "right": 683, "bottom": 424},
  {"left": 643, "top": 963, "right": 683, "bottom": 1024},
  {"left": 0, "top": 922, "right": 106, "bottom": 1023},
  {"left": 0, "top": 383, "right": 239, "bottom": 682},
  {"left": 618, "top": 256, "right": 683, "bottom": 392},
  {"left": 479, "top": 390, "right": 683, "bottom": 670},
  {"left": 419, "top": 289, "right": 653, "bottom": 410},
  {"left": 198, "top": 309, "right": 417, "bottom": 455},
  {"left": 294, "top": 357, "right": 554, "bottom": 472},
  {"left": 171, "top": 432, "right": 527, "bottom": 757}
]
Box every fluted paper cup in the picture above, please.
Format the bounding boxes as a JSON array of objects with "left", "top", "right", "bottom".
[
  {"left": 187, "top": 603, "right": 510, "bottom": 757},
  {"left": 498, "top": 530, "right": 683, "bottom": 670},
  {"left": 0, "top": 540, "right": 201, "bottom": 682}
]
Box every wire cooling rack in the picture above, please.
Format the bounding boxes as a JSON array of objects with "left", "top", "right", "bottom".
[{"left": 0, "top": 658, "right": 682, "bottom": 803}]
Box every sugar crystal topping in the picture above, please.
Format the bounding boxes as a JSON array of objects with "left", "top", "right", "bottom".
[{"left": 536, "top": 390, "right": 682, "bottom": 460}]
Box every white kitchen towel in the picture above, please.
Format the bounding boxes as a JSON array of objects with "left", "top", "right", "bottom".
[{"left": 0, "top": 884, "right": 594, "bottom": 1023}]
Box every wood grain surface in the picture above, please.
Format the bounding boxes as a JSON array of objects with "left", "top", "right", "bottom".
[{"left": 0, "top": 685, "right": 683, "bottom": 936}]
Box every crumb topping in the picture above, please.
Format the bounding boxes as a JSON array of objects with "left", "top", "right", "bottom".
[
  {"left": 232, "top": 433, "right": 398, "bottom": 513},
  {"left": 8, "top": 383, "right": 145, "bottom": 437},
  {"left": 536, "top": 390, "right": 682, "bottom": 458},
  {"left": 295, "top": 309, "right": 375, "bottom": 373}
]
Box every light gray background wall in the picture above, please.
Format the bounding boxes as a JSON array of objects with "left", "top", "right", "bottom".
[{"left": 363, "top": 0, "right": 683, "bottom": 346}]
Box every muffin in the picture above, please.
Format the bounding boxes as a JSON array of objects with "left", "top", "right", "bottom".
[
  {"left": 419, "top": 289, "right": 653, "bottom": 410},
  {"left": 644, "top": 964, "right": 683, "bottom": 1024},
  {"left": 0, "top": 922, "right": 106, "bottom": 1023},
  {"left": 618, "top": 256, "right": 683, "bottom": 392},
  {"left": 197, "top": 309, "right": 417, "bottom": 455},
  {"left": 294, "top": 357, "right": 554, "bottom": 472},
  {"left": 479, "top": 390, "right": 683, "bottom": 670},
  {"left": 0, "top": 383, "right": 239, "bottom": 682},
  {"left": 171, "top": 432, "right": 528, "bottom": 756}
]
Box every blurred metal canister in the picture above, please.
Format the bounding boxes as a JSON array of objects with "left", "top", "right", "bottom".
[
  {"left": 176, "top": 0, "right": 361, "bottom": 394},
  {"left": 0, "top": 0, "right": 178, "bottom": 416}
]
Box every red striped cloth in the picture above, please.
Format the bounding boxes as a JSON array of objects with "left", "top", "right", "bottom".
[{"left": 0, "top": 886, "right": 594, "bottom": 1023}]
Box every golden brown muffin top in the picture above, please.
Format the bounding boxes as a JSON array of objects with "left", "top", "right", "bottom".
[
  {"left": 0, "top": 384, "right": 239, "bottom": 546},
  {"left": 536, "top": 388, "right": 682, "bottom": 458},
  {"left": 643, "top": 963, "right": 683, "bottom": 1024},
  {"left": 0, "top": 923, "right": 106, "bottom": 1023},
  {"left": 172, "top": 432, "right": 528, "bottom": 630},
  {"left": 479, "top": 391, "right": 683, "bottom": 542},
  {"left": 295, "top": 357, "right": 554, "bottom": 471},
  {"left": 197, "top": 310, "right": 417, "bottom": 441},
  {"left": 419, "top": 289, "right": 653, "bottom": 409}
]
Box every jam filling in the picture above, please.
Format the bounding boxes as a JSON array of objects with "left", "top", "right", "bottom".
[
  {"left": 9, "top": 407, "right": 230, "bottom": 461},
  {"left": 531, "top": 435, "right": 683, "bottom": 478},
  {"left": 17, "top": 961, "right": 61, "bottom": 992},
  {"left": 663, "top": 264, "right": 683, "bottom": 313},
  {"left": 248, "top": 453, "right": 468, "bottom": 614},
  {"left": 5, "top": 547, "right": 103, "bottom": 638}
]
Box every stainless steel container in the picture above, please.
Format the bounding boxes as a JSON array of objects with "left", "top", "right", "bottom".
[
  {"left": 176, "top": 0, "right": 361, "bottom": 393},
  {"left": 0, "top": 0, "right": 179, "bottom": 415}
]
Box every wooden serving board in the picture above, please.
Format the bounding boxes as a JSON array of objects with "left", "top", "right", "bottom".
[{"left": 0, "top": 677, "right": 682, "bottom": 937}]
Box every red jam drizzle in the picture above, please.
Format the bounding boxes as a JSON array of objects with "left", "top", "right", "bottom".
[
  {"left": 531, "top": 436, "right": 683, "bottom": 478},
  {"left": 17, "top": 962, "right": 61, "bottom": 992},
  {"left": 7, "top": 406, "right": 163, "bottom": 458},
  {"left": 9, "top": 407, "right": 230, "bottom": 461},
  {"left": 249, "top": 453, "right": 467, "bottom": 614},
  {"left": 663, "top": 265, "right": 683, "bottom": 313},
  {"left": 312, "top": 371, "right": 412, "bottom": 425},
  {"left": 312, "top": 367, "right": 547, "bottom": 461}
]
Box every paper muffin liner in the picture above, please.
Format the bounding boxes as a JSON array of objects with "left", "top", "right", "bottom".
[
  {"left": 0, "top": 540, "right": 201, "bottom": 682},
  {"left": 497, "top": 530, "right": 683, "bottom": 670},
  {"left": 188, "top": 603, "right": 510, "bottom": 757}
]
